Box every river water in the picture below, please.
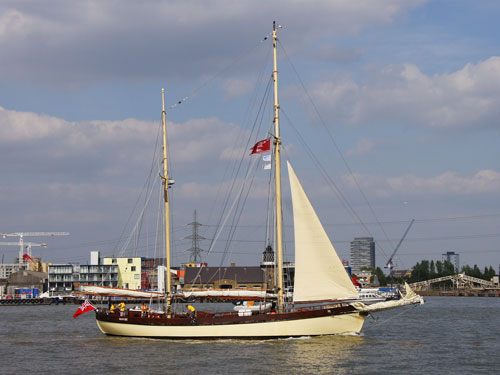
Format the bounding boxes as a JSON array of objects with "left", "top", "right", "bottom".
[{"left": 1, "top": 297, "right": 498, "bottom": 374}]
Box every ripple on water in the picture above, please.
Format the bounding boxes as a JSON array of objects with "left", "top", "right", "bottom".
[{"left": 1, "top": 298, "right": 499, "bottom": 375}]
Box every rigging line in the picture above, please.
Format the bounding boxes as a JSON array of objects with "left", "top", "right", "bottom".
[
  {"left": 218, "top": 121, "right": 274, "bottom": 265},
  {"left": 182, "top": 157, "right": 258, "bottom": 288},
  {"left": 42, "top": 229, "right": 500, "bottom": 257},
  {"left": 164, "top": 111, "right": 179, "bottom": 267},
  {"left": 98, "top": 144, "right": 160, "bottom": 282},
  {"left": 219, "top": 149, "right": 263, "bottom": 267},
  {"left": 117, "top": 169, "right": 158, "bottom": 257},
  {"left": 135, "top": 131, "right": 162, "bottom": 257},
  {"left": 206, "top": 78, "right": 269, "bottom": 245},
  {"left": 219, "top": 120, "right": 275, "bottom": 266},
  {"left": 150, "top": 230, "right": 500, "bottom": 245},
  {"left": 164, "top": 33, "right": 273, "bottom": 114},
  {"left": 111, "top": 120, "right": 164, "bottom": 257},
  {"left": 393, "top": 248, "right": 500, "bottom": 255},
  {"left": 265, "top": 151, "right": 274, "bottom": 245},
  {"left": 113, "top": 140, "right": 162, "bottom": 263},
  {"left": 153, "top": 185, "right": 163, "bottom": 263},
  {"left": 206, "top": 77, "right": 274, "bottom": 258},
  {"left": 203, "top": 49, "right": 273, "bottom": 240},
  {"left": 191, "top": 155, "right": 260, "bottom": 287},
  {"left": 194, "top": 212, "right": 500, "bottom": 228},
  {"left": 281, "top": 109, "right": 389, "bottom": 259},
  {"left": 278, "top": 40, "right": 394, "bottom": 257},
  {"left": 362, "top": 303, "right": 421, "bottom": 332},
  {"left": 219, "top": 149, "right": 260, "bottom": 265},
  {"left": 186, "top": 43, "right": 272, "bottom": 244}
]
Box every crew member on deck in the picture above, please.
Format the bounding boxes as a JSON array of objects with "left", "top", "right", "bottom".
[
  {"left": 118, "top": 301, "right": 126, "bottom": 311},
  {"left": 141, "top": 303, "right": 147, "bottom": 316},
  {"left": 110, "top": 303, "right": 116, "bottom": 313},
  {"left": 187, "top": 305, "right": 197, "bottom": 324}
]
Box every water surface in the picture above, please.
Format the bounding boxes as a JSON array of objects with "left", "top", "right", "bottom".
[{"left": 1, "top": 297, "right": 498, "bottom": 374}]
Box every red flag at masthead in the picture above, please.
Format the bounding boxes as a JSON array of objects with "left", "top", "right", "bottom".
[{"left": 250, "top": 138, "right": 271, "bottom": 155}]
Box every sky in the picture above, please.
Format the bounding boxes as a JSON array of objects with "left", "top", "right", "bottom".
[{"left": 0, "top": 0, "right": 499, "bottom": 272}]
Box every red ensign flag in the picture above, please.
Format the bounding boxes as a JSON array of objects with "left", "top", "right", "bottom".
[
  {"left": 250, "top": 138, "right": 271, "bottom": 155},
  {"left": 351, "top": 276, "right": 361, "bottom": 288},
  {"left": 73, "top": 300, "right": 96, "bottom": 318}
]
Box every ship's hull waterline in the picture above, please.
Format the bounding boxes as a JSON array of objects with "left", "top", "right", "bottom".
[{"left": 96, "top": 312, "right": 367, "bottom": 339}]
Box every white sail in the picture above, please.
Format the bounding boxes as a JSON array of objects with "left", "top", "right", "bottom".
[
  {"left": 180, "top": 290, "right": 274, "bottom": 299},
  {"left": 352, "top": 282, "right": 424, "bottom": 312},
  {"left": 77, "top": 285, "right": 164, "bottom": 298},
  {"left": 287, "top": 162, "right": 358, "bottom": 302}
]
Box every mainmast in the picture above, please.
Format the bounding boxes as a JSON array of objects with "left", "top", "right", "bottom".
[
  {"left": 161, "top": 88, "right": 173, "bottom": 315},
  {"left": 272, "top": 21, "right": 284, "bottom": 312}
]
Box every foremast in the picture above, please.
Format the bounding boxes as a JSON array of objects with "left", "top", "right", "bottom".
[
  {"left": 272, "top": 21, "right": 284, "bottom": 312},
  {"left": 161, "top": 88, "right": 173, "bottom": 316}
]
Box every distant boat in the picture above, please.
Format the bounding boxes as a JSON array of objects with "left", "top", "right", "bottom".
[
  {"left": 91, "top": 22, "right": 423, "bottom": 339},
  {"left": 356, "top": 288, "right": 398, "bottom": 304}
]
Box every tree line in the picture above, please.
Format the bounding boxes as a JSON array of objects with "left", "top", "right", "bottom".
[{"left": 368, "top": 260, "right": 497, "bottom": 286}]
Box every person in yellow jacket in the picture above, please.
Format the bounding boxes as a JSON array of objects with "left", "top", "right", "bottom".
[
  {"left": 110, "top": 304, "right": 116, "bottom": 313},
  {"left": 118, "top": 301, "right": 126, "bottom": 311},
  {"left": 187, "top": 304, "right": 195, "bottom": 316}
]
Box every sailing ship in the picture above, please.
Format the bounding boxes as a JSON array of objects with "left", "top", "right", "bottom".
[{"left": 91, "top": 23, "right": 423, "bottom": 338}]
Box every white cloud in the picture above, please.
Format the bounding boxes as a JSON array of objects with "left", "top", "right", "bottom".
[
  {"left": 0, "top": 106, "right": 244, "bottom": 164},
  {"left": 347, "top": 138, "right": 374, "bottom": 156},
  {"left": 167, "top": 117, "right": 248, "bottom": 164},
  {"left": 0, "top": 106, "right": 268, "bottom": 245},
  {"left": 311, "top": 57, "right": 500, "bottom": 130},
  {"left": 0, "top": 106, "right": 67, "bottom": 142},
  {"left": 315, "top": 44, "right": 364, "bottom": 64},
  {"left": 386, "top": 170, "right": 500, "bottom": 195},
  {"left": 0, "top": 0, "right": 427, "bottom": 86},
  {"left": 178, "top": 177, "right": 269, "bottom": 201},
  {"left": 222, "top": 78, "right": 255, "bottom": 98},
  {"left": 342, "top": 169, "right": 500, "bottom": 197},
  {"left": 0, "top": 9, "right": 30, "bottom": 41}
]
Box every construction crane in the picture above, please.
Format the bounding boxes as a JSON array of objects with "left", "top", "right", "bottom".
[
  {"left": 0, "top": 242, "right": 46, "bottom": 265},
  {"left": 384, "top": 219, "right": 415, "bottom": 274},
  {"left": 0, "top": 232, "right": 69, "bottom": 265}
]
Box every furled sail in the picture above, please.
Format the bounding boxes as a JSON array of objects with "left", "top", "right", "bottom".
[
  {"left": 287, "top": 162, "right": 359, "bottom": 302},
  {"left": 76, "top": 285, "right": 164, "bottom": 298},
  {"left": 180, "top": 290, "right": 274, "bottom": 299},
  {"left": 352, "top": 282, "right": 424, "bottom": 312}
]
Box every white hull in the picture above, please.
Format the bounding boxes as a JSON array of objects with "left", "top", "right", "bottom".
[{"left": 96, "top": 312, "right": 366, "bottom": 338}]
